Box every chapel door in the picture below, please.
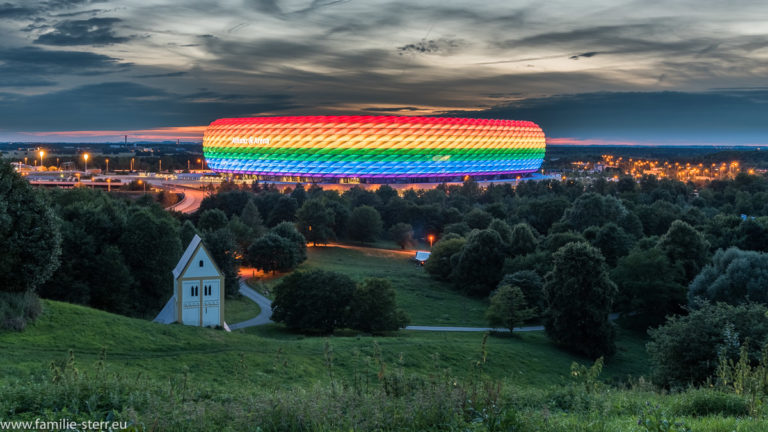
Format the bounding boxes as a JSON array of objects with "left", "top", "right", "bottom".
[
  {"left": 182, "top": 280, "right": 200, "bottom": 326},
  {"left": 202, "top": 279, "right": 221, "bottom": 327}
]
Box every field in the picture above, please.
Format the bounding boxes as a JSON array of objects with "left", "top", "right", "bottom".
[
  {"left": 0, "top": 300, "right": 648, "bottom": 388},
  {"left": 223, "top": 295, "right": 261, "bottom": 324},
  {"left": 250, "top": 244, "right": 491, "bottom": 326}
]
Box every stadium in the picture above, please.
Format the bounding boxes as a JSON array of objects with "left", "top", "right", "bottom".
[{"left": 202, "top": 116, "right": 546, "bottom": 184}]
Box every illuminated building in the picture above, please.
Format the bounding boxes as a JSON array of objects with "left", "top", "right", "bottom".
[{"left": 202, "top": 116, "right": 546, "bottom": 183}]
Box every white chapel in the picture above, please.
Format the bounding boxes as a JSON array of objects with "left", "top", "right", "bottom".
[{"left": 154, "top": 234, "right": 225, "bottom": 327}]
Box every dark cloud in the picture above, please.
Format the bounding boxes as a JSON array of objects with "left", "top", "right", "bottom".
[
  {"left": 0, "top": 2, "right": 36, "bottom": 19},
  {"left": 397, "top": 38, "right": 466, "bottom": 55},
  {"left": 34, "top": 17, "right": 130, "bottom": 45},
  {"left": 462, "top": 91, "right": 768, "bottom": 144},
  {"left": 0, "top": 46, "right": 128, "bottom": 86},
  {"left": 0, "top": 82, "right": 298, "bottom": 130},
  {"left": 248, "top": 0, "right": 350, "bottom": 19},
  {"left": 570, "top": 51, "right": 599, "bottom": 60},
  {"left": 363, "top": 106, "right": 424, "bottom": 112},
  {"left": 135, "top": 71, "right": 187, "bottom": 78}
]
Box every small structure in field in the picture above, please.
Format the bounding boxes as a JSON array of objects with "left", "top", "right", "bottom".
[
  {"left": 154, "top": 234, "right": 225, "bottom": 327},
  {"left": 412, "top": 250, "right": 431, "bottom": 266}
]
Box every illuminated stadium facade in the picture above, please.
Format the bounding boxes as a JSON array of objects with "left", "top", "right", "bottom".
[{"left": 202, "top": 116, "right": 546, "bottom": 184}]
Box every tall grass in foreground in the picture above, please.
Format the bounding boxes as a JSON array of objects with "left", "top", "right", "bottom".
[{"left": 1, "top": 343, "right": 768, "bottom": 431}]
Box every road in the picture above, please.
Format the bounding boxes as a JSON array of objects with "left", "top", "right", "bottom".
[
  {"left": 167, "top": 187, "right": 206, "bottom": 214},
  {"left": 228, "top": 279, "right": 274, "bottom": 330}
]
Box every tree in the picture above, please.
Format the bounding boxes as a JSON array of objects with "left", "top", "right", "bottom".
[
  {"left": 0, "top": 161, "right": 61, "bottom": 294},
  {"left": 452, "top": 229, "right": 506, "bottom": 296},
  {"left": 272, "top": 221, "right": 308, "bottom": 264},
  {"left": 203, "top": 227, "right": 240, "bottom": 298},
  {"left": 180, "top": 219, "right": 199, "bottom": 246},
  {"left": 488, "top": 218, "right": 513, "bottom": 246},
  {"left": 611, "top": 247, "right": 686, "bottom": 329},
  {"left": 388, "top": 223, "right": 414, "bottom": 249},
  {"left": 198, "top": 209, "right": 229, "bottom": 232},
  {"left": 424, "top": 237, "right": 466, "bottom": 281},
  {"left": 348, "top": 278, "right": 410, "bottom": 332},
  {"left": 498, "top": 270, "right": 544, "bottom": 313},
  {"left": 290, "top": 183, "right": 307, "bottom": 206},
  {"left": 544, "top": 242, "right": 617, "bottom": 358},
  {"left": 688, "top": 247, "right": 768, "bottom": 306},
  {"left": 348, "top": 205, "right": 383, "bottom": 242},
  {"left": 296, "top": 198, "right": 335, "bottom": 245},
  {"left": 240, "top": 199, "right": 265, "bottom": 236},
  {"left": 271, "top": 270, "right": 356, "bottom": 333},
  {"left": 119, "top": 206, "right": 182, "bottom": 315},
  {"left": 658, "top": 220, "right": 710, "bottom": 283},
  {"left": 509, "top": 223, "right": 539, "bottom": 256},
  {"left": 267, "top": 195, "right": 298, "bottom": 226},
  {"left": 647, "top": 302, "right": 768, "bottom": 387},
  {"left": 561, "top": 193, "right": 627, "bottom": 231},
  {"left": 486, "top": 285, "right": 535, "bottom": 332},
  {"left": 591, "top": 223, "right": 634, "bottom": 267},
  {"left": 463, "top": 208, "right": 492, "bottom": 229},
  {"left": 246, "top": 233, "right": 297, "bottom": 274}
]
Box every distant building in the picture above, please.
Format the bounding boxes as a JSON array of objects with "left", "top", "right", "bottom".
[
  {"left": 154, "top": 234, "right": 225, "bottom": 327},
  {"left": 202, "top": 116, "right": 546, "bottom": 184},
  {"left": 412, "top": 250, "right": 431, "bottom": 266}
]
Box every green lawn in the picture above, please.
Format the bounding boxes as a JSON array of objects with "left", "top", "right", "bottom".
[
  {"left": 252, "top": 244, "right": 490, "bottom": 326},
  {"left": 0, "top": 300, "right": 650, "bottom": 390},
  {"left": 223, "top": 295, "right": 261, "bottom": 324}
]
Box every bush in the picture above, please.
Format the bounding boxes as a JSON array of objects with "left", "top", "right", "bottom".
[
  {"left": 688, "top": 247, "right": 768, "bottom": 307},
  {"left": 388, "top": 223, "right": 414, "bottom": 250},
  {"left": 348, "top": 278, "right": 410, "bottom": 332},
  {"left": 647, "top": 302, "right": 768, "bottom": 387},
  {"left": 671, "top": 389, "right": 749, "bottom": 417},
  {"left": 271, "top": 270, "right": 356, "bottom": 333},
  {"left": 424, "top": 237, "right": 466, "bottom": 281},
  {"left": 0, "top": 291, "right": 42, "bottom": 331}
]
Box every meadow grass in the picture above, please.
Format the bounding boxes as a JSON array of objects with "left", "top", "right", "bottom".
[
  {"left": 252, "top": 244, "right": 490, "bottom": 326},
  {"left": 223, "top": 295, "right": 261, "bottom": 324},
  {"left": 0, "top": 300, "right": 648, "bottom": 390}
]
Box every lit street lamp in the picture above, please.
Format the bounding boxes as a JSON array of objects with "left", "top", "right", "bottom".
[
  {"left": 197, "top": 158, "right": 202, "bottom": 170},
  {"left": 39, "top": 150, "right": 45, "bottom": 168},
  {"left": 105, "top": 158, "right": 109, "bottom": 173},
  {"left": 428, "top": 234, "right": 434, "bottom": 249},
  {"left": 83, "top": 153, "right": 89, "bottom": 172}
]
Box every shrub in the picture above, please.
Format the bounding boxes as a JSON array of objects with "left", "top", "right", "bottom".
[
  {"left": 348, "top": 278, "right": 410, "bottom": 333},
  {"left": 647, "top": 302, "right": 768, "bottom": 387},
  {"left": 271, "top": 270, "right": 356, "bottom": 333}
]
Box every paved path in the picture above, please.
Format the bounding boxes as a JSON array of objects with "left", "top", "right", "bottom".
[
  {"left": 406, "top": 325, "right": 531, "bottom": 332},
  {"left": 228, "top": 279, "right": 274, "bottom": 330},
  {"left": 167, "top": 187, "right": 206, "bottom": 214}
]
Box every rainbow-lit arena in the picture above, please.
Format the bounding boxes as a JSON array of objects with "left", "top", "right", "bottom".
[{"left": 202, "top": 116, "right": 546, "bottom": 183}]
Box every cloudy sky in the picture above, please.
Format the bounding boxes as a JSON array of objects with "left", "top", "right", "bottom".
[{"left": 1, "top": 0, "right": 768, "bottom": 144}]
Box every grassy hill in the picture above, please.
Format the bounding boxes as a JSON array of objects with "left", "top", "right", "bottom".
[
  {"left": 0, "top": 300, "right": 648, "bottom": 389},
  {"left": 3, "top": 301, "right": 764, "bottom": 431}
]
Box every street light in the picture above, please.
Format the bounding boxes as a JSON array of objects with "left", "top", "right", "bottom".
[
  {"left": 105, "top": 158, "right": 109, "bottom": 173},
  {"left": 138, "top": 179, "right": 146, "bottom": 193},
  {"left": 428, "top": 234, "right": 434, "bottom": 249},
  {"left": 39, "top": 150, "right": 45, "bottom": 168},
  {"left": 197, "top": 158, "right": 202, "bottom": 170},
  {"left": 83, "top": 153, "right": 89, "bottom": 172}
]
